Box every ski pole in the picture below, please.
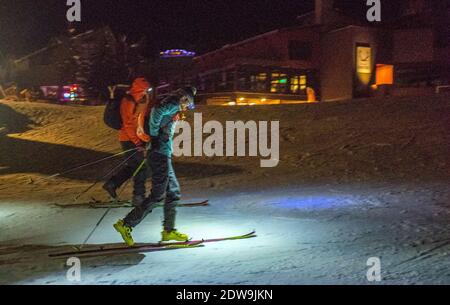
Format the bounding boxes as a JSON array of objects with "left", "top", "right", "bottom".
[
  {"left": 78, "top": 202, "right": 113, "bottom": 250},
  {"left": 113, "top": 158, "right": 147, "bottom": 201},
  {"left": 39, "top": 148, "right": 138, "bottom": 181},
  {"left": 74, "top": 150, "right": 139, "bottom": 201},
  {"left": 79, "top": 158, "right": 147, "bottom": 249}
]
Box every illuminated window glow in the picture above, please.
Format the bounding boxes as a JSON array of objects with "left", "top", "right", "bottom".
[
  {"left": 376, "top": 64, "right": 394, "bottom": 85},
  {"left": 271, "top": 73, "right": 288, "bottom": 93},
  {"left": 290, "top": 75, "right": 307, "bottom": 93}
]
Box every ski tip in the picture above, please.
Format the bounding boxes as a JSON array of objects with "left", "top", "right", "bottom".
[{"left": 246, "top": 230, "right": 256, "bottom": 236}]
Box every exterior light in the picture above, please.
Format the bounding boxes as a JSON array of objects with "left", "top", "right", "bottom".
[
  {"left": 160, "top": 49, "right": 197, "bottom": 58},
  {"left": 239, "top": 97, "right": 245, "bottom": 101},
  {"left": 261, "top": 98, "right": 267, "bottom": 102}
]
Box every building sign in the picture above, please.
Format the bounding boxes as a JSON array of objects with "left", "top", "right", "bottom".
[
  {"left": 356, "top": 46, "right": 372, "bottom": 74},
  {"left": 160, "top": 49, "right": 196, "bottom": 58}
]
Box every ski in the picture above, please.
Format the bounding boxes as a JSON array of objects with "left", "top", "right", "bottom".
[
  {"left": 49, "top": 241, "right": 205, "bottom": 259},
  {"left": 49, "top": 231, "right": 256, "bottom": 258},
  {"left": 54, "top": 199, "right": 209, "bottom": 209}
]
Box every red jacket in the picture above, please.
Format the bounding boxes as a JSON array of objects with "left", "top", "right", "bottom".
[
  {"left": 118, "top": 96, "right": 142, "bottom": 146},
  {"left": 118, "top": 78, "right": 150, "bottom": 146}
]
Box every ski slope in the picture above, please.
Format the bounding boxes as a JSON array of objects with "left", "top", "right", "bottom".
[{"left": 1, "top": 182, "right": 449, "bottom": 285}]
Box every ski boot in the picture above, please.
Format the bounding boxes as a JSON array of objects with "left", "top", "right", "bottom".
[
  {"left": 161, "top": 229, "right": 189, "bottom": 242},
  {"left": 114, "top": 220, "right": 135, "bottom": 246}
]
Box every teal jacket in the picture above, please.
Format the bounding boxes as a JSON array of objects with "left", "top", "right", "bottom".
[{"left": 149, "top": 95, "right": 182, "bottom": 157}]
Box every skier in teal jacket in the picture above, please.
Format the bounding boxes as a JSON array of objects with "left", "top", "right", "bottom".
[{"left": 114, "top": 86, "right": 197, "bottom": 246}]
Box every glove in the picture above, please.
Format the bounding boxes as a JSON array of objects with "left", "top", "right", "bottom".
[{"left": 136, "top": 144, "right": 147, "bottom": 157}]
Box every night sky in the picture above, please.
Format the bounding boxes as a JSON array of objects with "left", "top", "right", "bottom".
[{"left": 0, "top": 0, "right": 400, "bottom": 58}]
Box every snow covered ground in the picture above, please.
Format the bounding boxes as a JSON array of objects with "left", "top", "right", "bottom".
[
  {"left": 0, "top": 96, "right": 449, "bottom": 284},
  {"left": 1, "top": 182, "right": 449, "bottom": 285}
]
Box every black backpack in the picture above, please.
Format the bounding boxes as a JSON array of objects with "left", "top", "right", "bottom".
[{"left": 103, "top": 93, "right": 134, "bottom": 130}]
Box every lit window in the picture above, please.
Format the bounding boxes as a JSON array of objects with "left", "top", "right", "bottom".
[
  {"left": 376, "top": 64, "right": 394, "bottom": 85},
  {"left": 300, "top": 75, "right": 307, "bottom": 90},
  {"left": 290, "top": 75, "right": 307, "bottom": 93},
  {"left": 271, "top": 73, "right": 288, "bottom": 93},
  {"left": 250, "top": 73, "right": 267, "bottom": 91}
]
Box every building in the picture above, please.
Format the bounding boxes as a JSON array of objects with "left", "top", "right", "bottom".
[
  {"left": 192, "top": 26, "right": 321, "bottom": 105},
  {"left": 168, "top": 0, "right": 449, "bottom": 104},
  {"left": 321, "top": 0, "right": 450, "bottom": 101}
]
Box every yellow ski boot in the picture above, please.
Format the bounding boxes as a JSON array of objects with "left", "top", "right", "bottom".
[
  {"left": 161, "top": 229, "right": 189, "bottom": 242},
  {"left": 113, "top": 220, "right": 135, "bottom": 247}
]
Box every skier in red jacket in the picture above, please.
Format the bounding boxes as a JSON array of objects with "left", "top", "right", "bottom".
[{"left": 103, "top": 77, "right": 151, "bottom": 207}]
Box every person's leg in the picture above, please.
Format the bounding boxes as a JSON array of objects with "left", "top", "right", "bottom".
[
  {"left": 105, "top": 142, "right": 138, "bottom": 191},
  {"left": 123, "top": 152, "right": 169, "bottom": 228},
  {"left": 163, "top": 158, "right": 181, "bottom": 232},
  {"left": 131, "top": 149, "right": 147, "bottom": 206},
  {"left": 160, "top": 158, "right": 188, "bottom": 241}
]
